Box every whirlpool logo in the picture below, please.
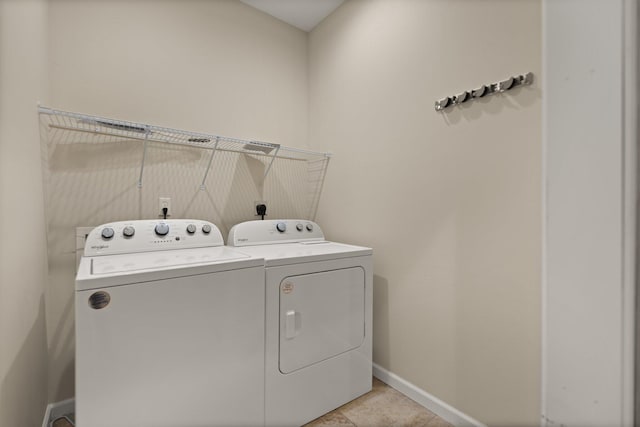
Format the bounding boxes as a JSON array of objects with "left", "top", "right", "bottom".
[
  {"left": 89, "top": 291, "right": 111, "bottom": 309},
  {"left": 91, "top": 244, "right": 109, "bottom": 250}
]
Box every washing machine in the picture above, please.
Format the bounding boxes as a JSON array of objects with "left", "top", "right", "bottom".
[
  {"left": 75, "top": 219, "right": 265, "bottom": 427},
  {"left": 227, "top": 219, "right": 373, "bottom": 427}
]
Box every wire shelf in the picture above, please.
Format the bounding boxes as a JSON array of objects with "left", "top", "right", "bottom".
[{"left": 38, "top": 106, "right": 331, "bottom": 189}]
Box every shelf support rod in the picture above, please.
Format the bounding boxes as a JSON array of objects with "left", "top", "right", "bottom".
[
  {"left": 137, "top": 128, "right": 151, "bottom": 188},
  {"left": 200, "top": 137, "right": 220, "bottom": 190},
  {"left": 263, "top": 145, "right": 281, "bottom": 179}
]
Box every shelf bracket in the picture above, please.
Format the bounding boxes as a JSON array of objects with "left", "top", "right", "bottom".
[
  {"left": 200, "top": 137, "right": 220, "bottom": 190},
  {"left": 137, "top": 128, "right": 151, "bottom": 188},
  {"left": 263, "top": 144, "right": 281, "bottom": 179}
]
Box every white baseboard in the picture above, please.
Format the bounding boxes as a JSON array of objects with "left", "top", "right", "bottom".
[
  {"left": 372, "top": 363, "right": 486, "bottom": 427},
  {"left": 42, "top": 398, "right": 75, "bottom": 427}
]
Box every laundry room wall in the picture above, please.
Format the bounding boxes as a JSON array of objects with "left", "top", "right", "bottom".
[
  {"left": 0, "top": 0, "right": 50, "bottom": 426},
  {"left": 308, "top": 1, "right": 541, "bottom": 425},
  {"left": 45, "top": 0, "right": 309, "bottom": 402}
]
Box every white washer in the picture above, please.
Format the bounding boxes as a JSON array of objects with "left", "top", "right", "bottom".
[
  {"left": 228, "top": 219, "right": 373, "bottom": 427},
  {"left": 76, "top": 219, "right": 265, "bottom": 427}
]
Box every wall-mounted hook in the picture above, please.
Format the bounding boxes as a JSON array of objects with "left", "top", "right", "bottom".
[
  {"left": 435, "top": 96, "right": 453, "bottom": 111},
  {"left": 498, "top": 77, "right": 515, "bottom": 92},
  {"left": 523, "top": 72, "right": 534, "bottom": 85},
  {"left": 455, "top": 91, "right": 471, "bottom": 104},
  {"left": 473, "top": 85, "right": 489, "bottom": 98}
]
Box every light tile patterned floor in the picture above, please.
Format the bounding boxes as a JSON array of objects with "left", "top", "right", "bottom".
[{"left": 304, "top": 378, "right": 454, "bottom": 427}]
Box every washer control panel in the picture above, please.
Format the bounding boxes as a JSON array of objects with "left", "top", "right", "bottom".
[
  {"left": 84, "top": 219, "right": 224, "bottom": 256},
  {"left": 228, "top": 220, "right": 324, "bottom": 246}
]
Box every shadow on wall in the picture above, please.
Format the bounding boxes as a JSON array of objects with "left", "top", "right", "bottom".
[
  {"left": 440, "top": 84, "right": 542, "bottom": 125},
  {"left": 0, "top": 296, "right": 48, "bottom": 427},
  {"left": 372, "top": 274, "right": 390, "bottom": 368},
  {"left": 47, "top": 286, "right": 75, "bottom": 401},
  {"left": 39, "top": 116, "right": 330, "bottom": 402}
]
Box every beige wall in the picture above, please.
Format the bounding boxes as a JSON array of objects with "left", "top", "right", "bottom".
[
  {"left": 0, "top": 0, "right": 50, "bottom": 426},
  {"left": 49, "top": 0, "right": 307, "bottom": 148},
  {"left": 46, "top": 0, "right": 310, "bottom": 402},
  {"left": 308, "top": 1, "right": 541, "bottom": 425}
]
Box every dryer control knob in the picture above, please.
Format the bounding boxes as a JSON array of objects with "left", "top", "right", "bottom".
[
  {"left": 122, "top": 226, "right": 135, "bottom": 238},
  {"left": 296, "top": 223, "right": 303, "bottom": 232},
  {"left": 306, "top": 223, "right": 313, "bottom": 232},
  {"left": 276, "top": 222, "right": 287, "bottom": 233},
  {"left": 155, "top": 223, "right": 170, "bottom": 236},
  {"left": 202, "top": 224, "right": 212, "bottom": 234},
  {"left": 101, "top": 227, "right": 115, "bottom": 240},
  {"left": 186, "top": 224, "right": 196, "bottom": 234}
]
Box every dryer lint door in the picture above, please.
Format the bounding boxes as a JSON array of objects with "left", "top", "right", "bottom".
[{"left": 279, "top": 267, "right": 365, "bottom": 374}]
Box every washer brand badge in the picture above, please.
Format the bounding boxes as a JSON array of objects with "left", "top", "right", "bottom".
[
  {"left": 91, "top": 244, "right": 109, "bottom": 250},
  {"left": 282, "top": 282, "right": 294, "bottom": 294},
  {"left": 89, "top": 291, "right": 111, "bottom": 309},
  {"left": 238, "top": 238, "right": 249, "bottom": 242}
]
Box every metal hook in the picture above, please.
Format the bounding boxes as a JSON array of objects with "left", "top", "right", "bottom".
[
  {"left": 454, "top": 91, "right": 471, "bottom": 104},
  {"left": 498, "top": 77, "right": 515, "bottom": 92},
  {"left": 435, "top": 96, "right": 453, "bottom": 111},
  {"left": 472, "top": 85, "right": 489, "bottom": 98}
]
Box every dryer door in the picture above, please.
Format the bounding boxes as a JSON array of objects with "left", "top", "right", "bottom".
[{"left": 279, "top": 267, "right": 365, "bottom": 374}]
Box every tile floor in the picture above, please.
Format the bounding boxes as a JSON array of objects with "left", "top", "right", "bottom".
[
  {"left": 50, "top": 378, "right": 451, "bottom": 427},
  {"left": 304, "top": 378, "right": 454, "bottom": 427}
]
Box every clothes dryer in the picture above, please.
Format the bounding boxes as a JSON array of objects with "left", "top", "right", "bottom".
[
  {"left": 228, "top": 219, "right": 373, "bottom": 427},
  {"left": 76, "top": 219, "right": 265, "bottom": 427}
]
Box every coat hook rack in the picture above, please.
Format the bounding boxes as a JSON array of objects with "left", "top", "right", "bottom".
[{"left": 434, "top": 72, "right": 534, "bottom": 112}]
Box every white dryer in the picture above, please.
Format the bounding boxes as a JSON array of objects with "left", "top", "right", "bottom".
[
  {"left": 228, "top": 219, "right": 373, "bottom": 427},
  {"left": 75, "top": 219, "right": 265, "bottom": 427}
]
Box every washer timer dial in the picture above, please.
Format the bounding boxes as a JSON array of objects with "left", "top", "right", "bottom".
[{"left": 154, "top": 223, "right": 170, "bottom": 236}]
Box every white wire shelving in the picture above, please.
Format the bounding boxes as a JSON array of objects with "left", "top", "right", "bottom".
[{"left": 38, "top": 106, "right": 331, "bottom": 190}]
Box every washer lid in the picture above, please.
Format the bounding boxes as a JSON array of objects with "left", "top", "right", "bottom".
[
  {"left": 76, "top": 246, "right": 262, "bottom": 290},
  {"left": 92, "top": 246, "right": 249, "bottom": 275}
]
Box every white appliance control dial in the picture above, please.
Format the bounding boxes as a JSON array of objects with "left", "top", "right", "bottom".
[
  {"left": 101, "top": 227, "right": 115, "bottom": 240},
  {"left": 202, "top": 224, "right": 212, "bottom": 234},
  {"left": 155, "top": 223, "right": 170, "bottom": 236},
  {"left": 306, "top": 223, "right": 313, "bottom": 232},
  {"left": 122, "top": 226, "right": 135, "bottom": 237},
  {"left": 296, "top": 223, "right": 303, "bottom": 232},
  {"left": 186, "top": 224, "right": 196, "bottom": 234},
  {"left": 276, "top": 222, "right": 287, "bottom": 232}
]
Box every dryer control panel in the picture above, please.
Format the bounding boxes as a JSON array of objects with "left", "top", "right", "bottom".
[
  {"left": 84, "top": 219, "right": 224, "bottom": 256},
  {"left": 228, "top": 220, "right": 325, "bottom": 246}
]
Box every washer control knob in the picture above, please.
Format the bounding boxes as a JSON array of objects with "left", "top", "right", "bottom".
[
  {"left": 276, "top": 222, "right": 287, "bottom": 233},
  {"left": 154, "top": 222, "right": 170, "bottom": 236},
  {"left": 202, "top": 224, "right": 212, "bottom": 234},
  {"left": 101, "top": 227, "right": 115, "bottom": 240},
  {"left": 122, "top": 226, "right": 135, "bottom": 238},
  {"left": 296, "top": 223, "right": 303, "bottom": 232},
  {"left": 186, "top": 224, "right": 196, "bottom": 234},
  {"left": 306, "top": 223, "right": 313, "bottom": 232}
]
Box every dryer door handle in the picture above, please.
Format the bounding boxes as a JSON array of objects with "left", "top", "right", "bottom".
[{"left": 284, "top": 310, "right": 301, "bottom": 339}]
